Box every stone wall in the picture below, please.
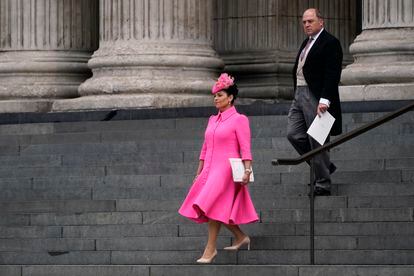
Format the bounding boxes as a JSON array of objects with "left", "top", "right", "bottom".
[
  {"left": 214, "top": 0, "right": 357, "bottom": 100},
  {"left": 0, "top": 0, "right": 411, "bottom": 112}
]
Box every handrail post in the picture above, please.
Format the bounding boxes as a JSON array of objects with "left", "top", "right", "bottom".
[{"left": 309, "top": 159, "right": 315, "bottom": 265}]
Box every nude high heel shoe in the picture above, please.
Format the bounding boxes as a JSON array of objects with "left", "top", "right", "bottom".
[
  {"left": 223, "top": 236, "right": 250, "bottom": 251},
  {"left": 196, "top": 249, "right": 217, "bottom": 264}
]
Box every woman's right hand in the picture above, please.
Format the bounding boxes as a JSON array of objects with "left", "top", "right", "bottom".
[{"left": 241, "top": 171, "right": 251, "bottom": 185}]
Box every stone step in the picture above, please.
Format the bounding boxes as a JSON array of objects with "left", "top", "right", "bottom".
[
  {"left": 347, "top": 120, "right": 414, "bottom": 135},
  {"left": 2, "top": 154, "right": 413, "bottom": 176},
  {"left": 1, "top": 195, "right": 412, "bottom": 217},
  {"left": 237, "top": 250, "right": 414, "bottom": 265},
  {"left": 241, "top": 145, "right": 414, "bottom": 162},
  {"left": 0, "top": 224, "right": 178, "bottom": 239},
  {"left": 0, "top": 153, "right": 409, "bottom": 176},
  {"left": 0, "top": 200, "right": 116, "bottom": 213},
  {"left": 0, "top": 113, "right": 408, "bottom": 136},
  {"left": 181, "top": 222, "right": 414, "bottom": 237},
  {"left": 333, "top": 182, "right": 414, "bottom": 196},
  {"left": 0, "top": 237, "right": 227, "bottom": 252},
  {"left": 0, "top": 156, "right": 413, "bottom": 190},
  {"left": 3, "top": 146, "right": 414, "bottom": 167},
  {"left": 3, "top": 206, "right": 405, "bottom": 227},
  {"left": 0, "top": 152, "right": 185, "bottom": 167},
  {"left": 0, "top": 110, "right": 411, "bottom": 135},
  {"left": 0, "top": 197, "right": 346, "bottom": 214},
  {"left": 0, "top": 188, "right": 93, "bottom": 201},
  {"left": 2, "top": 182, "right": 411, "bottom": 202},
  {"left": 29, "top": 212, "right": 144, "bottom": 226},
  {"left": 9, "top": 133, "right": 413, "bottom": 156},
  {"left": 0, "top": 119, "right": 180, "bottom": 136},
  {"left": 0, "top": 166, "right": 106, "bottom": 179},
  {"left": 0, "top": 235, "right": 413, "bottom": 254},
  {"left": 99, "top": 161, "right": 410, "bottom": 177},
  {"left": 91, "top": 183, "right": 414, "bottom": 201},
  {"left": 0, "top": 226, "right": 62, "bottom": 238},
  {"left": 250, "top": 235, "right": 414, "bottom": 250},
  {"left": 0, "top": 127, "right": 285, "bottom": 146},
  {"left": 4, "top": 166, "right": 409, "bottom": 190},
  {"left": 0, "top": 238, "right": 96, "bottom": 252},
  {"left": 2, "top": 265, "right": 414, "bottom": 276},
  {"left": 58, "top": 144, "right": 414, "bottom": 165},
  {"left": 0, "top": 251, "right": 110, "bottom": 265},
  {"left": 2, "top": 123, "right": 412, "bottom": 147},
  {"left": 51, "top": 175, "right": 162, "bottom": 189},
  {"left": 160, "top": 181, "right": 414, "bottom": 197},
  {"left": 0, "top": 142, "right": 409, "bottom": 164},
  {"left": 133, "top": 208, "right": 414, "bottom": 225},
  {"left": 260, "top": 208, "right": 414, "bottom": 223},
  {"left": 1, "top": 171, "right": 411, "bottom": 194},
  {"left": 0, "top": 249, "right": 413, "bottom": 265},
  {"left": 116, "top": 195, "right": 414, "bottom": 211},
  {"left": 2, "top": 222, "right": 413, "bottom": 239},
  {"left": 0, "top": 132, "right": 101, "bottom": 146},
  {"left": 282, "top": 170, "right": 407, "bottom": 184}
]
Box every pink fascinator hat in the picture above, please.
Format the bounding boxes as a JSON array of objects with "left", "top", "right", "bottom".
[{"left": 212, "top": 73, "right": 235, "bottom": 94}]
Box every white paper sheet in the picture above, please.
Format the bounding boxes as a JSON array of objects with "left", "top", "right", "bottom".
[
  {"left": 229, "top": 158, "right": 254, "bottom": 182},
  {"left": 306, "top": 111, "right": 336, "bottom": 145}
]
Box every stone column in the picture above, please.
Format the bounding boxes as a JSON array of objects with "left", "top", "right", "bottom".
[
  {"left": 341, "top": 0, "right": 414, "bottom": 101},
  {"left": 214, "top": 0, "right": 357, "bottom": 100},
  {"left": 0, "top": 0, "right": 99, "bottom": 112},
  {"left": 54, "top": 0, "right": 224, "bottom": 111}
]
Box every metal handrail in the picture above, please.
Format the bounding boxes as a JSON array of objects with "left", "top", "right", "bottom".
[
  {"left": 271, "top": 101, "right": 414, "bottom": 265},
  {"left": 273, "top": 101, "right": 414, "bottom": 166}
]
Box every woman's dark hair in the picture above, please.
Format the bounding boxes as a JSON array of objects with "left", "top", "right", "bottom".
[{"left": 223, "top": 83, "right": 238, "bottom": 104}]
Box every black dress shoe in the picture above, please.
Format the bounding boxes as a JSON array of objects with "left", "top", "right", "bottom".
[
  {"left": 308, "top": 187, "right": 331, "bottom": 196},
  {"left": 311, "top": 187, "right": 331, "bottom": 196},
  {"left": 307, "top": 164, "right": 337, "bottom": 186}
]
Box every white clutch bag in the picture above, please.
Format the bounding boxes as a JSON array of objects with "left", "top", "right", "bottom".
[{"left": 229, "top": 158, "right": 254, "bottom": 182}]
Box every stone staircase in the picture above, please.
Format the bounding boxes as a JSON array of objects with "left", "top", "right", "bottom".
[{"left": 0, "top": 107, "right": 413, "bottom": 275}]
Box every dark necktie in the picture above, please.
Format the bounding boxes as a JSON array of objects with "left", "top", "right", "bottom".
[{"left": 300, "top": 37, "right": 313, "bottom": 61}]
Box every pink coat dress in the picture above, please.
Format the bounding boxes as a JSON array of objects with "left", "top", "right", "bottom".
[{"left": 178, "top": 106, "right": 259, "bottom": 225}]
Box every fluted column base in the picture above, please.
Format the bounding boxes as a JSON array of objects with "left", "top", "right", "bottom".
[
  {"left": 342, "top": 29, "right": 414, "bottom": 85},
  {"left": 74, "top": 41, "right": 223, "bottom": 109},
  {"left": 0, "top": 51, "right": 92, "bottom": 99},
  {"left": 341, "top": 28, "right": 414, "bottom": 101}
]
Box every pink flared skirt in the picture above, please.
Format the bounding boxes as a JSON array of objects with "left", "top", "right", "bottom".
[{"left": 178, "top": 161, "right": 258, "bottom": 225}]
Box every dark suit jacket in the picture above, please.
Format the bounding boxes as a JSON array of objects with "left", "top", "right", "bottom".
[{"left": 293, "top": 29, "right": 343, "bottom": 136}]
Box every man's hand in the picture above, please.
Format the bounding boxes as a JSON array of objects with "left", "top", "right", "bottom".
[{"left": 317, "top": 103, "right": 329, "bottom": 117}]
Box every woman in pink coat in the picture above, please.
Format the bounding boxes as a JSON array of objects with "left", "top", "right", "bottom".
[{"left": 178, "top": 73, "right": 259, "bottom": 264}]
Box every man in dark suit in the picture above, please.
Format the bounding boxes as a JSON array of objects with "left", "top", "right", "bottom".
[{"left": 287, "top": 8, "right": 343, "bottom": 196}]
